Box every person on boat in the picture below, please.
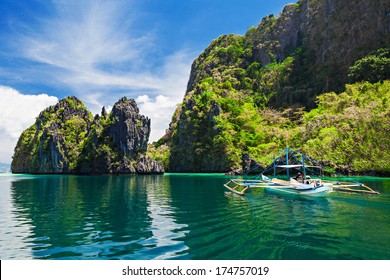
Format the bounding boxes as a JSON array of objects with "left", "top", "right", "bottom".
[{"left": 294, "top": 172, "right": 303, "bottom": 182}]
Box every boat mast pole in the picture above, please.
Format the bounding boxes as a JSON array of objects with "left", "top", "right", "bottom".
[
  {"left": 285, "top": 133, "right": 289, "bottom": 179},
  {"left": 273, "top": 156, "right": 276, "bottom": 177},
  {"left": 302, "top": 151, "right": 306, "bottom": 181},
  {"left": 286, "top": 147, "right": 289, "bottom": 179}
]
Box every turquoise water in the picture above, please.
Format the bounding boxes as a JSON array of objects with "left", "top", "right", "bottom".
[{"left": 0, "top": 173, "right": 389, "bottom": 260}]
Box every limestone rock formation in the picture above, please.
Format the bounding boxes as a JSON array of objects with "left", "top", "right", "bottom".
[
  {"left": 108, "top": 97, "right": 150, "bottom": 158},
  {"left": 12, "top": 96, "right": 164, "bottom": 174},
  {"left": 153, "top": 0, "right": 390, "bottom": 173}
]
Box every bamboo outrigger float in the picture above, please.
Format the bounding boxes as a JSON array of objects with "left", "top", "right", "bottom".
[
  {"left": 224, "top": 147, "right": 380, "bottom": 197},
  {"left": 224, "top": 179, "right": 269, "bottom": 195},
  {"left": 331, "top": 183, "right": 380, "bottom": 195}
]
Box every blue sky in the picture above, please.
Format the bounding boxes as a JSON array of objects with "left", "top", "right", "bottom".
[{"left": 0, "top": 0, "right": 294, "bottom": 163}]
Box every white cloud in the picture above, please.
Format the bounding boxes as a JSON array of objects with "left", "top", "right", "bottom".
[
  {"left": 136, "top": 50, "right": 193, "bottom": 142},
  {"left": 136, "top": 94, "right": 179, "bottom": 142},
  {"left": 0, "top": 86, "right": 58, "bottom": 163},
  {"left": 16, "top": 0, "right": 156, "bottom": 91},
  {"left": 2, "top": 0, "right": 196, "bottom": 143},
  {"left": 155, "top": 50, "right": 194, "bottom": 97},
  {"left": 24, "top": 0, "right": 146, "bottom": 68}
]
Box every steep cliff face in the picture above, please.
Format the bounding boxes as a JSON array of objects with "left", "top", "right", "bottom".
[
  {"left": 158, "top": 0, "right": 390, "bottom": 173},
  {"left": 247, "top": 0, "right": 390, "bottom": 106},
  {"left": 108, "top": 97, "right": 150, "bottom": 158},
  {"left": 12, "top": 96, "right": 164, "bottom": 174},
  {"left": 12, "top": 97, "right": 92, "bottom": 173}
]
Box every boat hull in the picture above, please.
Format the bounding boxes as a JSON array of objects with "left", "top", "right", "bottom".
[{"left": 265, "top": 185, "right": 332, "bottom": 197}]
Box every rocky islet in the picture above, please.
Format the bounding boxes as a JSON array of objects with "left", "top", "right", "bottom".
[{"left": 11, "top": 96, "right": 164, "bottom": 174}]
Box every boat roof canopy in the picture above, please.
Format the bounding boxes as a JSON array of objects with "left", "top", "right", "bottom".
[
  {"left": 276, "top": 164, "right": 302, "bottom": 168},
  {"left": 255, "top": 148, "right": 326, "bottom": 177},
  {"left": 276, "top": 164, "right": 323, "bottom": 169}
]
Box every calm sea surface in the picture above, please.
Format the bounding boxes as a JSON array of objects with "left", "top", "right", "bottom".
[{"left": 0, "top": 173, "right": 389, "bottom": 260}]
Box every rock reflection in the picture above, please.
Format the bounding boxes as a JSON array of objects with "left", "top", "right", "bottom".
[{"left": 10, "top": 175, "right": 155, "bottom": 259}]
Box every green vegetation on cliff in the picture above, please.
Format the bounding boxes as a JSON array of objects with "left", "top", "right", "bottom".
[
  {"left": 149, "top": 0, "right": 390, "bottom": 174},
  {"left": 12, "top": 97, "right": 93, "bottom": 173},
  {"left": 348, "top": 48, "right": 390, "bottom": 84},
  {"left": 301, "top": 81, "right": 390, "bottom": 174},
  {"left": 151, "top": 80, "right": 390, "bottom": 174},
  {"left": 12, "top": 97, "right": 164, "bottom": 174}
]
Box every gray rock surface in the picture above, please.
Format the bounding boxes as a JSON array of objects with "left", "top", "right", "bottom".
[{"left": 12, "top": 96, "right": 164, "bottom": 174}]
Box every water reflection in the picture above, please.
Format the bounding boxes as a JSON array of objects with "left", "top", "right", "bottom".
[
  {"left": 0, "top": 176, "right": 35, "bottom": 259},
  {"left": 9, "top": 176, "right": 153, "bottom": 259},
  {"left": 134, "top": 176, "right": 189, "bottom": 259},
  {"left": 2, "top": 174, "right": 390, "bottom": 259},
  {"left": 164, "top": 175, "right": 390, "bottom": 259}
]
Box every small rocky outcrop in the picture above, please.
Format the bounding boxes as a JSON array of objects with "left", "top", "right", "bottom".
[
  {"left": 241, "top": 154, "right": 264, "bottom": 175},
  {"left": 11, "top": 96, "right": 164, "bottom": 174},
  {"left": 135, "top": 155, "right": 165, "bottom": 174}
]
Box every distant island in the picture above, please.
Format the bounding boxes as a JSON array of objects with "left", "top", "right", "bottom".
[{"left": 12, "top": 97, "right": 164, "bottom": 174}]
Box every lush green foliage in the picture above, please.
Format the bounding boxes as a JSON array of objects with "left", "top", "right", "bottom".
[
  {"left": 301, "top": 81, "right": 390, "bottom": 174},
  {"left": 77, "top": 115, "right": 126, "bottom": 173},
  {"left": 153, "top": 77, "right": 390, "bottom": 174},
  {"left": 12, "top": 125, "right": 37, "bottom": 172},
  {"left": 63, "top": 117, "right": 88, "bottom": 169},
  {"left": 161, "top": 0, "right": 390, "bottom": 173},
  {"left": 238, "top": 80, "right": 390, "bottom": 174},
  {"left": 12, "top": 97, "right": 93, "bottom": 173},
  {"left": 348, "top": 48, "right": 390, "bottom": 83},
  {"left": 146, "top": 144, "right": 170, "bottom": 169}
]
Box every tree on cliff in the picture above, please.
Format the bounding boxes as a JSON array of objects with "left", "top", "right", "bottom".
[{"left": 348, "top": 48, "right": 390, "bottom": 84}]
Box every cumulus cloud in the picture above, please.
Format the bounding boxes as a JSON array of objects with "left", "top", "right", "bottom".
[
  {"left": 0, "top": 86, "right": 58, "bottom": 163},
  {"left": 136, "top": 95, "right": 179, "bottom": 142},
  {"left": 135, "top": 50, "right": 193, "bottom": 142}
]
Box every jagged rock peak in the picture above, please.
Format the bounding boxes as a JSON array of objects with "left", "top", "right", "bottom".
[
  {"left": 12, "top": 96, "right": 163, "bottom": 174},
  {"left": 112, "top": 97, "right": 140, "bottom": 115},
  {"left": 109, "top": 97, "right": 150, "bottom": 158},
  {"left": 101, "top": 106, "right": 108, "bottom": 119},
  {"left": 37, "top": 96, "right": 91, "bottom": 126}
]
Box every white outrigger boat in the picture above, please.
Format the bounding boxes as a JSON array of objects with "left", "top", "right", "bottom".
[
  {"left": 224, "top": 147, "right": 379, "bottom": 197},
  {"left": 261, "top": 176, "right": 333, "bottom": 197},
  {"left": 224, "top": 175, "right": 333, "bottom": 198}
]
